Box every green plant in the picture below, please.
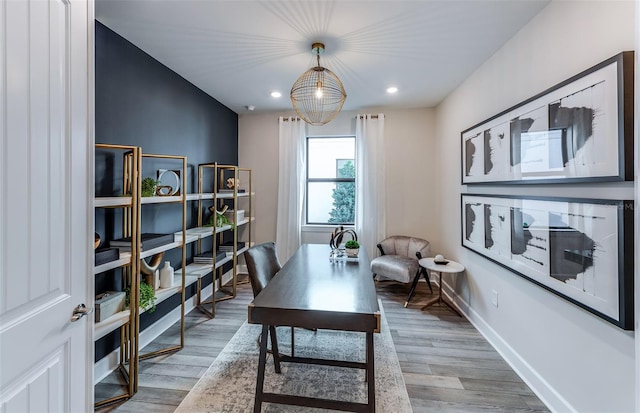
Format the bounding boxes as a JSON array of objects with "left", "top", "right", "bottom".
[
  {"left": 125, "top": 281, "right": 156, "bottom": 312},
  {"left": 141, "top": 177, "right": 159, "bottom": 197},
  {"left": 205, "top": 210, "right": 235, "bottom": 229},
  {"left": 345, "top": 240, "right": 359, "bottom": 249},
  {"left": 329, "top": 160, "right": 355, "bottom": 224}
]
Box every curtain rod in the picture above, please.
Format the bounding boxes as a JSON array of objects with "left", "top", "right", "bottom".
[
  {"left": 356, "top": 115, "right": 379, "bottom": 119},
  {"left": 280, "top": 117, "right": 302, "bottom": 122}
]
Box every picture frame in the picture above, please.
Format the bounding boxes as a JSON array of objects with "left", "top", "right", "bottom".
[
  {"left": 461, "top": 51, "right": 633, "bottom": 184},
  {"left": 461, "top": 193, "right": 633, "bottom": 330}
]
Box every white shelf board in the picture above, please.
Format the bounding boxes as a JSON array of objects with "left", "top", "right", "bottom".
[
  {"left": 236, "top": 217, "right": 255, "bottom": 227},
  {"left": 216, "top": 224, "right": 233, "bottom": 233},
  {"left": 180, "top": 263, "right": 213, "bottom": 278},
  {"left": 185, "top": 193, "right": 200, "bottom": 202},
  {"left": 173, "top": 232, "right": 200, "bottom": 245},
  {"left": 179, "top": 254, "right": 234, "bottom": 279},
  {"left": 94, "top": 309, "right": 131, "bottom": 341},
  {"left": 94, "top": 196, "right": 132, "bottom": 208},
  {"left": 139, "top": 240, "right": 183, "bottom": 259},
  {"left": 236, "top": 242, "right": 254, "bottom": 255},
  {"left": 94, "top": 251, "right": 132, "bottom": 274},
  {"left": 141, "top": 195, "right": 184, "bottom": 204}
]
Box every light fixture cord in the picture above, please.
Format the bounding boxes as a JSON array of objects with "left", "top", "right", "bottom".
[{"left": 316, "top": 52, "right": 320, "bottom": 68}]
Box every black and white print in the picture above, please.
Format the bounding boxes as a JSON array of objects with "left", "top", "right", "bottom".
[
  {"left": 462, "top": 194, "right": 633, "bottom": 329},
  {"left": 461, "top": 52, "right": 631, "bottom": 184}
]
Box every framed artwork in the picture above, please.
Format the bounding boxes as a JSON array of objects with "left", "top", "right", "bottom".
[
  {"left": 461, "top": 51, "right": 633, "bottom": 184},
  {"left": 461, "top": 194, "right": 633, "bottom": 330}
]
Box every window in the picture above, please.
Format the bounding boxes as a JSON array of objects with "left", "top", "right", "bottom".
[{"left": 306, "top": 136, "right": 356, "bottom": 225}]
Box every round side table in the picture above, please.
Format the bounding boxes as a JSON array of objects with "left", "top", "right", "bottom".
[{"left": 418, "top": 258, "right": 465, "bottom": 316}]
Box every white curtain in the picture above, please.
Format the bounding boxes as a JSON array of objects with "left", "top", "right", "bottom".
[
  {"left": 276, "top": 117, "right": 306, "bottom": 262},
  {"left": 355, "top": 114, "right": 386, "bottom": 259}
]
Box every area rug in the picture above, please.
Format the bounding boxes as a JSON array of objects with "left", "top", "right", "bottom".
[{"left": 175, "top": 300, "right": 411, "bottom": 412}]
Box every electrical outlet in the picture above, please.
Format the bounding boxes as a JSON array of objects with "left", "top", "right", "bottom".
[{"left": 491, "top": 290, "right": 499, "bottom": 308}]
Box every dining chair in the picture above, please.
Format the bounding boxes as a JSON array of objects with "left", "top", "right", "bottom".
[{"left": 243, "top": 242, "right": 294, "bottom": 370}]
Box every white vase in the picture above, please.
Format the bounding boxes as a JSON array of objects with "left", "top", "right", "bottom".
[
  {"left": 345, "top": 248, "right": 359, "bottom": 257},
  {"left": 154, "top": 269, "right": 160, "bottom": 290},
  {"left": 159, "top": 261, "right": 174, "bottom": 289}
]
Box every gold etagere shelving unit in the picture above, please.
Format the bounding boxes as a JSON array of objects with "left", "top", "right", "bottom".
[
  {"left": 195, "top": 163, "right": 253, "bottom": 318},
  {"left": 94, "top": 147, "right": 189, "bottom": 407},
  {"left": 137, "top": 152, "right": 188, "bottom": 360},
  {"left": 94, "top": 144, "right": 141, "bottom": 408}
]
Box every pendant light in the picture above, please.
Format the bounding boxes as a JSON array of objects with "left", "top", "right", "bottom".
[{"left": 290, "top": 42, "right": 347, "bottom": 126}]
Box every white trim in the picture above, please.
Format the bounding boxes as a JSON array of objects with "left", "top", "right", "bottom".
[
  {"left": 437, "top": 278, "right": 573, "bottom": 413},
  {"left": 634, "top": 2, "right": 640, "bottom": 410},
  {"left": 301, "top": 224, "right": 354, "bottom": 233}
]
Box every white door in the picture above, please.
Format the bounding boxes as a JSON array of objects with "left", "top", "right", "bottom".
[{"left": 0, "top": 0, "right": 93, "bottom": 412}]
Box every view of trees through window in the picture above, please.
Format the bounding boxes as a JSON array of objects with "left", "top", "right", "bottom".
[
  {"left": 329, "top": 160, "right": 355, "bottom": 223},
  {"left": 306, "top": 137, "right": 356, "bottom": 224}
]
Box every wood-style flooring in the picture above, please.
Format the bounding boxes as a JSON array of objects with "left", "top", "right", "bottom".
[{"left": 95, "top": 275, "right": 549, "bottom": 412}]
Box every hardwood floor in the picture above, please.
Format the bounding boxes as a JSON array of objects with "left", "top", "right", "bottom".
[{"left": 95, "top": 275, "right": 549, "bottom": 412}]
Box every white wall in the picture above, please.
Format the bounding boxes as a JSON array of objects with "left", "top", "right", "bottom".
[
  {"left": 435, "top": 1, "right": 636, "bottom": 412},
  {"left": 238, "top": 107, "right": 437, "bottom": 250}
]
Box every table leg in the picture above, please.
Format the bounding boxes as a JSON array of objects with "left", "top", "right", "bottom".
[
  {"left": 421, "top": 272, "right": 443, "bottom": 310},
  {"left": 421, "top": 272, "right": 462, "bottom": 316},
  {"left": 254, "top": 324, "right": 269, "bottom": 413},
  {"left": 366, "top": 332, "right": 375, "bottom": 412},
  {"left": 268, "top": 325, "right": 281, "bottom": 373}
]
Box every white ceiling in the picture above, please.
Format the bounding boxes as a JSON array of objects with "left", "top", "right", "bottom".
[{"left": 96, "top": 0, "right": 550, "bottom": 114}]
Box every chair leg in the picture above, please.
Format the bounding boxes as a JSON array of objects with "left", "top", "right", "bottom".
[
  {"left": 268, "top": 325, "right": 281, "bottom": 374},
  {"left": 422, "top": 267, "right": 433, "bottom": 294},
  {"left": 404, "top": 269, "right": 422, "bottom": 307}
]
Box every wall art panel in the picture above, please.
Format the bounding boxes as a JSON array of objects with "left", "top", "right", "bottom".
[
  {"left": 461, "top": 51, "right": 633, "bottom": 184},
  {"left": 461, "top": 194, "right": 633, "bottom": 329}
]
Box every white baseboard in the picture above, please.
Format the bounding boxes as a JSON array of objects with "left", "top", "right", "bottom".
[
  {"left": 94, "top": 270, "right": 234, "bottom": 384},
  {"left": 437, "top": 278, "right": 575, "bottom": 413}
]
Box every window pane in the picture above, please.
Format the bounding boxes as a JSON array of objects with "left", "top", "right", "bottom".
[
  {"left": 307, "top": 181, "right": 355, "bottom": 224},
  {"left": 308, "top": 137, "right": 355, "bottom": 179}
]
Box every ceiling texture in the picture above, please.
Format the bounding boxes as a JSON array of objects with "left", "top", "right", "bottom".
[{"left": 96, "top": 0, "right": 550, "bottom": 114}]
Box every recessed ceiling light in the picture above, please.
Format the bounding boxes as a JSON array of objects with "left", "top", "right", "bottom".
[
  {"left": 386, "top": 87, "right": 398, "bottom": 94},
  {"left": 270, "top": 91, "right": 282, "bottom": 98}
]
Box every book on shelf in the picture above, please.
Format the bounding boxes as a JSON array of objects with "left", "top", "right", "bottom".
[
  {"left": 218, "top": 189, "right": 246, "bottom": 193},
  {"left": 94, "top": 247, "right": 120, "bottom": 266},
  {"left": 218, "top": 241, "right": 246, "bottom": 252},
  {"left": 193, "top": 251, "right": 227, "bottom": 264},
  {"left": 109, "top": 233, "right": 174, "bottom": 251}
]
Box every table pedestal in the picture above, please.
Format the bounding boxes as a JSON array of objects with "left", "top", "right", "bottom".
[
  {"left": 421, "top": 271, "right": 462, "bottom": 316},
  {"left": 418, "top": 258, "right": 465, "bottom": 317}
]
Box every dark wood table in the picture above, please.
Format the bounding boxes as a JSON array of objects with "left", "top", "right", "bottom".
[{"left": 248, "top": 244, "right": 380, "bottom": 413}]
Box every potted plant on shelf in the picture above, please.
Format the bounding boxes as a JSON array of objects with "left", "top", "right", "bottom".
[
  {"left": 125, "top": 281, "right": 157, "bottom": 313},
  {"left": 141, "top": 177, "right": 159, "bottom": 197},
  {"left": 344, "top": 240, "right": 360, "bottom": 257}
]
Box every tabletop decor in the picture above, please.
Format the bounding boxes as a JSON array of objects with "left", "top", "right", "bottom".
[
  {"left": 461, "top": 51, "right": 633, "bottom": 185},
  {"left": 461, "top": 193, "right": 633, "bottom": 329},
  {"left": 345, "top": 239, "right": 360, "bottom": 257},
  {"left": 329, "top": 226, "right": 358, "bottom": 260}
]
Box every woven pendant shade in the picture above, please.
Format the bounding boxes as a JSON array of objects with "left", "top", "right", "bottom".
[{"left": 290, "top": 43, "right": 346, "bottom": 126}]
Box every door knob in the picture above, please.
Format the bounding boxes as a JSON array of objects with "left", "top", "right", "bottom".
[{"left": 71, "top": 304, "right": 93, "bottom": 322}]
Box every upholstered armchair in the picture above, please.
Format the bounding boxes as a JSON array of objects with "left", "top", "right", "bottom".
[{"left": 370, "top": 235, "right": 433, "bottom": 307}]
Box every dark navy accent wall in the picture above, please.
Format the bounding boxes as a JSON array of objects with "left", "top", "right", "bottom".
[
  {"left": 94, "top": 21, "right": 238, "bottom": 362},
  {"left": 95, "top": 21, "right": 237, "bottom": 161}
]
